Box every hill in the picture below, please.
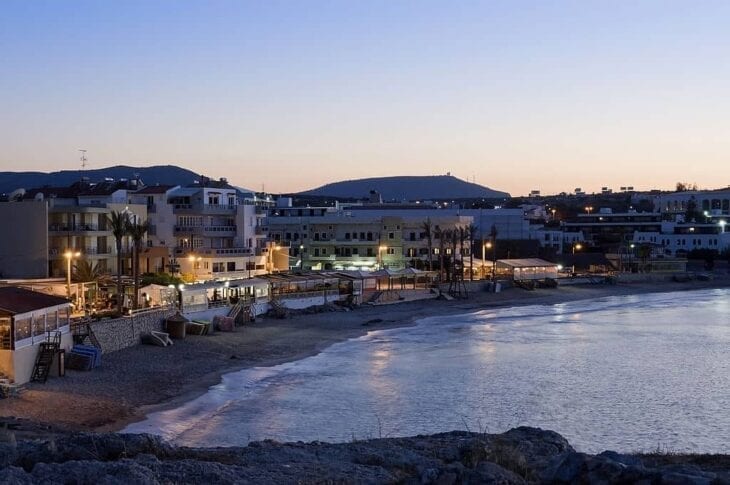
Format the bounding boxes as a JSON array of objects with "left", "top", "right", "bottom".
[
  {"left": 1, "top": 165, "right": 212, "bottom": 194},
  {"left": 299, "top": 175, "right": 509, "bottom": 200}
]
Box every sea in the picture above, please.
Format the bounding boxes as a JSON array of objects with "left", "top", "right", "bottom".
[{"left": 124, "top": 288, "right": 730, "bottom": 453}]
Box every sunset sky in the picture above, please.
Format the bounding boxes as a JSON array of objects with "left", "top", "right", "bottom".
[{"left": 2, "top": 1, "right": 730, "bottom": 196}]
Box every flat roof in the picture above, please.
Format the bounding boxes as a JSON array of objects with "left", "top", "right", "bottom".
[{"left": 0, "top": 287, "right": 71, "bottom": 316}]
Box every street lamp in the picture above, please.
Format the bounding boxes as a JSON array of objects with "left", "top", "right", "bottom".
[
  {"left": 572, "top": 243, "right": 582, "bottom": 255},
  {"left": 720, "top": 220, "right": 727, "bottom": 233},
  {"left": 64, "top": 250, "right": 81, "bottom": 301},
  {"left": 299, "top": 244, "right": 305, "bottom": 270},
  {"left": 481, "top": 241, "right": 492, "bottom": 279}
]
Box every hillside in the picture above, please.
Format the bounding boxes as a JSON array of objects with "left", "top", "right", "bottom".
[
  {"left": 0, "top": 165, "right": 202, "bottom": 194},
  {"left": 300, "top": 175, "right": 509, "bottom": 200}
]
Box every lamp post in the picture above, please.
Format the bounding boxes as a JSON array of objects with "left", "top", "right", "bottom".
[
  {"left": 571, "top": 243, "right": 582, "bottom": 275},
  {"left": 299, "top": 244, "right": 305, "bottom": 270},
  {"left": 482, "top": 240, "right": 492, "bottom": 280},
  {"left": 64, "top": 250, "right": 81, "bottom": 301},
  {"left": 720, "top": 220, "right": 727, "bottom": 233}
]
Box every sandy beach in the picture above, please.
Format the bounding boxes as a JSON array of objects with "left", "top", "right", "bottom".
[{"left": 1, "top": 278, "right": 729, "bottom": 433}]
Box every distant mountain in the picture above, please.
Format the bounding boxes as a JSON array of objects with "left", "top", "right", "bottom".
[
  {"left": 0, "top": 165, "right": 243, "bottom": 194},
  {"left": 300, "top": 175, "right": 509, "bottom": 200}
]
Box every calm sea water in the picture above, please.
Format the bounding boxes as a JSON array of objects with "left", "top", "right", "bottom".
[{"left": 125, "top": 288, "right": 730, "bottom": 453}]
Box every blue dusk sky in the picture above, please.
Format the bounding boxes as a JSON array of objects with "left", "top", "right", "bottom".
[{"left": 2, "top": 1, "right": 730, "bottom": 195}]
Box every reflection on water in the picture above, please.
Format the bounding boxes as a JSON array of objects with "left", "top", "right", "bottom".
[{"left": 125, "top": 289, "right": 730, "bottom": 453}]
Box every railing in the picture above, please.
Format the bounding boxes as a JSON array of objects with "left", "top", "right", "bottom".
[
  {"left": 202, "top": 204, "right": 237, "bottom": 213},
  {"left": 84, "top": 246, "right": 112, "bottom": 255},
  {"left": 174, "top": 225, "right": 236, "bottom": 234},
  {"left": 49, "top": 223, "right": 107, "bottom": 232},
  {"left": 49, "top": 246, "right": 112, "bottom": 256}
]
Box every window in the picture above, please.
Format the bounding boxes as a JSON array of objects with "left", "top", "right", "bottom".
[
  {"left": 322, "top": 248, "right": 327, "bottom": 255},
  {"left": 367, "top": 248, "right": 374, "bottom": 257},
  {"left": 345, "top": 232, "right": 351, "bottom": 240},
  {"left": 227, "top": 262, "right": 236, "bottom": 271},
  {"left": 352, "top": 248, "right": 358, "bottom": 255},
  {"left": 367, "top": 232, "right": 373, "bottom": 241},
  {"left": 388, "top": 232, "right": 395, "bottom": 239},
  {"left": 387, "top": 248, "right": 396, "bottom": 255},
  {"left": 359, "top": 232, "right": 365, "bottom": 239},
  {"left": 314, "top": 248, "right": 320, "bottom": 256}
]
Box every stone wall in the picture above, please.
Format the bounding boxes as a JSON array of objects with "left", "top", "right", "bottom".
[{"left": 89, "top": 309, "right": 175, "bottom": 354}]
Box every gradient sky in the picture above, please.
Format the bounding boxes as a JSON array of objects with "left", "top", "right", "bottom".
[{"left": 2, "top": 1, "right": 730, "bottom": 196}]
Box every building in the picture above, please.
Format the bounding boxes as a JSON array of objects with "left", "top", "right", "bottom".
[
  {"left": 0, "top": 287, "right": 73, "bottom": 385},
  {"left": 140, "top": 177, "right": 273, "bottom": 282},
  {"left": 266, "top": 204, "right": 474, "bottom": 271},
  {"left": 651, "top": 189, "right": 730, "bottom": 217},
  {"left": 0, "top": 179, "right": 147, "bottom": 279}
]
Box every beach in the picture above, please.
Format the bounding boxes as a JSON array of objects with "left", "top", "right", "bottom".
[{"left": 1, "top": 278, "right": 729, "bottom": 434}]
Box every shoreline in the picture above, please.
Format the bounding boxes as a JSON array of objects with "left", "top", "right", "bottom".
[{"left": 2, "top": 277, "right": 730, "bottom": 435}]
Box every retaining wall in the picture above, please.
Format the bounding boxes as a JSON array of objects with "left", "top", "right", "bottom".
[{"left": 89, "top": 309, "right": 175, "bottom": 354}]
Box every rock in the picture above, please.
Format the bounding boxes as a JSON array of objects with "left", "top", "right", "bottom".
[{"left": 0, "top": 428, "right": 727, "bottom": 483}]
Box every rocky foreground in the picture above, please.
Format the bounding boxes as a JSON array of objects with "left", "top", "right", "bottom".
[{"left": 0, "top": 426, "right": 728, "bottom": 484}]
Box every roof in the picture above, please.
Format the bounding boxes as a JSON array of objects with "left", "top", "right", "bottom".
[
  {"left": 0, "top": 287, "right": 70, "bottom": 316},
  {"left": 135, "top": 185, "right": 177, "bottom": 194},
  {"left": 496, "top": 258, "right": 558, "bottom": 268}
]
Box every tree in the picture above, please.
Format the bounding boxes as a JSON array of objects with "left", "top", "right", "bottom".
[
  {"left": 685, "top": 198, "right": 700, "bottom": 223},
  {"left": 422, "top": 218, "right": 434, "bottom": 271},
  {"left": 128, "top": 219, "right": 151, "bottom": 310},
  {"left": 72, "top": 260, "right": 106, "bottom": 283},
  {"left": 435, "top": 227, "right": 445, "bottom": 282},
  {"left": 449, "top": 229, "right": 458, "bottom": 281},
  {"left": 458, "top": 226, "right": 466, "bottom": 281},
  {"left": 466, "top": 223, "right": 477, "bottom": 281},
  {"left": 108, "top": 211, "right": 130, "bottom": 314}
]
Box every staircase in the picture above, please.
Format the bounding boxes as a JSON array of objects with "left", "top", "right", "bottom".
[
  {"left": 30, "top": 331, "right": 61, "bottom": 383},
  {"left": 228, "top": 301, "right": 243, "bottom": 320},
  {"left": 71, "top": 320, "right": 101, "bottom": 349}
]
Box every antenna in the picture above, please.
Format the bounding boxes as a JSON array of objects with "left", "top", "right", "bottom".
[{"left": 79, "top": 149, "right": 87, "bottom": 169}]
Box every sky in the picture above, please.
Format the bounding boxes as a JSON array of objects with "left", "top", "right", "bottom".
[{"left": 2, "top": 1, "right": 730, "bottom": 196}]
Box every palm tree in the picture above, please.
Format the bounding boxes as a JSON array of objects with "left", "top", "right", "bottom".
[
  {"left": 422, "top": 218, "right": 433, "bottom": 271},
  {"left": 466, "top": 223, "right": 477, "bottom": 281},
  {"left": 435, "top": 227, "right": 445, "bottom": 282},
  {"left": 72, "top": 260, "right": 105, "bottom": 283},
  {"left": 109, "top": 211, "right": 130, "bottom": 314},
  {"left": 450, "top": 229, "right": 459, "bottom": 281},
  {"left": 128, "top": 219, "right": 151, "bottom": 309}
]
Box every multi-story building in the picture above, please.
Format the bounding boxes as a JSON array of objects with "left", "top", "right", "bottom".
[
  {"left": 651, "top": 189, "right": 730, "bottom": 218},
  {"left": 266, "top": 203, "right": 473, "bottom": 271},
  {"left": 0, "top": 179, "right": 147, "bottom": 279},
  {"left": 143, "top": 178, "right": 273, "bottom": 282}
]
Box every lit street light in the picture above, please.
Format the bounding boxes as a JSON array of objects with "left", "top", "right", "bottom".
[{"left": 64, "top": 250, "right": 81, "bottom": 301}]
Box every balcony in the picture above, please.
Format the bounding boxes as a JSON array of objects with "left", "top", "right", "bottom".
[
  {"left": 48, "top": 223, "right": 108, "bottom": 232},
  {"left": 175, "top": 246, "right": 253, "bottom": 257},
  {"left": 173, "top": 203, "right": 238, "bottom": 215},
  {"left": 174, "top": 225, "right": 236, "bottom": 235},
  {"left": 48, "top": 246, "right": 112, "bottom": 257}
]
